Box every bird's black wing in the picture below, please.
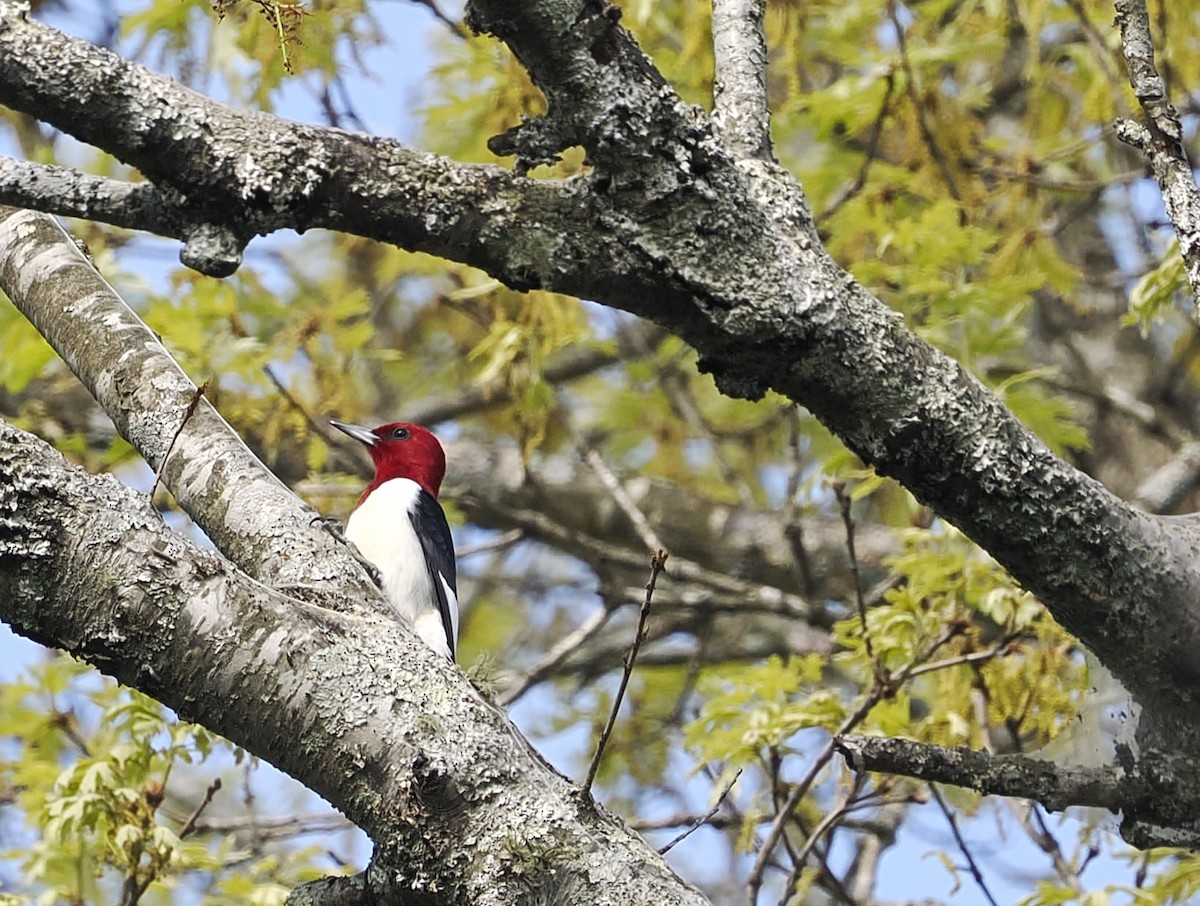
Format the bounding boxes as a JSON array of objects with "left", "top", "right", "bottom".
[{"left": 408, "top": 490, "right": 458, "bottom": 659}]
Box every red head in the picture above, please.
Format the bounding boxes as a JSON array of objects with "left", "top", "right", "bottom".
[{"left": 330, "top": 420, "right": 447, "bottom": 500}]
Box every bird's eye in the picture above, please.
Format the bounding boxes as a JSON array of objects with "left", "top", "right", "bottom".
[{"left": 391, "top": 427, "right": 410, "bottom": 440}]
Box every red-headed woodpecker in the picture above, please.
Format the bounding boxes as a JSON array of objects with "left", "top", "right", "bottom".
[{"left": 330, "top": 419, "right": 458, "bottom": 661}]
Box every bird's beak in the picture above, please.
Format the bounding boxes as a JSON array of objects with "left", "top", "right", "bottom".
[{"left": 330, "top": 420, "right": 377, "bottom": 447}]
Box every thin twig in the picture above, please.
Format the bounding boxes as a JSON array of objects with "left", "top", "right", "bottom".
[
  {"left": 150, "top": 380, "right": 209, "bottom": 503},
  {"left": 903, "top": 638, "right": 1014, "bottom": 680},
  {"left": 263, "top": 364, "right": 330, "bottom": 440},
  {"left": 834, "top": 482, "right": 877, "bottom": 668},
  {"left": 929, "top": 783, "right": 1000, "bottom": 906},
  {"left": 659, "top": 768, "right": 743, "bottom": 854},
  {"left": 455, "top": 528, "right": 524, "bottom": 559},
  {"left": 745, "top": 693, "right": 879, "bottom": 904},
  {"left": 500, "top": 604, "right": 614, "bottom": 706},
  {"left": 745, "top": 620, "right": 967, "bottom": 903},
  {"left": 818, "top": 70, "right": 896, "bottom": 224},
  {"left": 179, "top": 778, "right": 223, "bottom": 839},
  {"left": 578, "top": 443, "right": 664, "bottom": 552},
  {"left": 1025, "top": 802, "right": 1082, "bottom": 892},
  {"left": 491, "top": 504, "right": 818, "bottom": 623},
  {"left": 776, "top": 771, "right": 868, "bottom": 906},
  {"left": 583, "top": 550, "right": 669, "bottom": 793},
  {"left": 782, "top": 408, "right": 816, "bottom": 596},
  {"left": 888, "top": 0, "right": 962, "bottom": 201}
]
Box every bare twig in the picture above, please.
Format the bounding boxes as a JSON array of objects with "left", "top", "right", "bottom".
[
  {"left": 1062, "top": 0, "right": 1129, "bottom": 113},
  {"left": 887, "top": 0, "right": 961, "bottom": 201},
  {"left": 745, "top": 621, "right": 967, "bottom": 903},
  {"left": 929, "top": 783, "right": 1000, "bottom": 906},
  {"left": 745, "top": 693, "right": 879, "bottom": 905},
  {"left": 834, "top": 482, "right": 877, "bottom": 668},
  {"left": 818, "top": 71, "right": 896, "bottom": 224},
  {"left": 1134, "top": 442, "right": 1200, "bottom": 513},
  {"left": 1022, "top": 802, "right": 1083, "bottom": 893},
  {"left": 578, "top": 442, "right": 664, "bottom": 552},
  {"left": 171, "top": 808, "right": 353, "bottom": 841},
  {"left": 776, "top": 771, "right": 868, "bottom": 906},
  {"left": 150, "top": 380, "right": 209, "bottom": 503},
  {"left": 903, "top": 639, "right": 1014, "bottom": 680},
  {"left": 456, "top": 528, "right": 524, "bottom": 560},
  {"left": 488, "top": 503, "right": 819, "bottom": 623},
  {"left": 659, "top": 768, "right": 743, "bottom": 854},
  {"left": 583, "top": 550, "right": 669, "bottom": 793},
  {"left": 179, "top": 778, "right": 223, "bottom": 839},
  {"left": 499, "top": 604, "right": 614, "bottom": 706},
  {"left": 263, "top": 364, "right": 330, "bottom": 441}
]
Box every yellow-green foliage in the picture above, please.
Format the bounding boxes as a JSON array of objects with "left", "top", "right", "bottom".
[{"left": 0, "top": 657, "right": 332, "bottom": 904}]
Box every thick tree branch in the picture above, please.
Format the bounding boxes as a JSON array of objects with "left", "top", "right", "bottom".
[
  {"left": 711, "top": 0, "right": 773, "bottom": 161},
  {"left": 0, "top": 7, "right": 586, "bottom": 279},
  {"left": 0, "top": 156, "right": 197, "bottom": 245},
  {"left": 0, "top": 206, "right": 380, "bottom": 607},
  {"left": 1114, "top": 0, "right": 1200, "bottom": 307},
  {"left": 0, "top": 422, "right": 710, "bottom": 905},
  {"left": 835, "top": 734, "right": 1200, "bottom": 849}
]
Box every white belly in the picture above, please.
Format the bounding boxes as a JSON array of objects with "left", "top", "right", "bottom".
[{"left": 345, "top": 478, "right": 454, "bottom": 659}]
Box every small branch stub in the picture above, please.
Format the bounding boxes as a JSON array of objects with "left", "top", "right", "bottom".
[{"left": 180, "top": 222, "right": 245, "bottom": 277}]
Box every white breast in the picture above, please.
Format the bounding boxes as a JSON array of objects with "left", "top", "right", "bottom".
[{"left": 344, "top": 478, "right": 455, "bottom": 659}]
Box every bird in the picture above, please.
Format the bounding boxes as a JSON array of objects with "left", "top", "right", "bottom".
[{"left": 330, "top": 419, "right": 458, "bottom": 660}]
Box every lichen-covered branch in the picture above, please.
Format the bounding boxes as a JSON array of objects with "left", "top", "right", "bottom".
[
  {"left": 0, "top": 422, "right": 710, "bottom": 905},
  {"left": 0, "top": 7, "right": 585, "bottom": 279},
  {"left": 6, "top": 0, "right": 1200, "bottom": 849},
  {"left": 835, "top": 734, "right": 1200, "bottom": 849},
  {"left": 711, "top": 0, "right": 772, "bottom": 161},
  {"left": 1114, "top": 0, "right": 1200, "bottom": 308},
  {"left": 0, "top": 156, "right": 198, "bottom": 246},
  {"left": 0, "top": 206, "right": 379, "bottom": 606}
]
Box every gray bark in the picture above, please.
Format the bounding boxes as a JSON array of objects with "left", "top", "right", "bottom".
[
  {"left": 0, "top": 420, "right": 705, "bottom": 905},
  {"left": 0, "top": 207, "right": 380, "bottom": 606}
]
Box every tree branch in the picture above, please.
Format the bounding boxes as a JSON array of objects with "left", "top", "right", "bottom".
[
  {"left": 7, "top": 2, "right": 1200, "bottom": 845},
  {"left": 0, "top": 206, "right": 379, "bottom": 607},
  {"left": 0, "top": 155, "right": 204, "bottom": 251},
  {"left": 1114, "top": 0, "right": 1200, "bottom": 308},
  {"left": 711, "top": 0, "right": 773, "bottom": 161},
  {"left": 0, "top": 7, "right": 585, "bottom": 279},
  {"left": 835, "top": 734, "right": 1200, "bottom": 849},
  {"left": 0, "top": 421, "right": 710, "bottom": 905}
]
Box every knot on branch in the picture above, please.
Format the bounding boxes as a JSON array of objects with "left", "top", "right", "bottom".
[
  {"left": 179, "top": 223, "right": 245, "bottom": 277},
  {"left": 411, "top": 753, "right": 471, "bottom": 821},
  {"left": 697, "top": 355, "right": 767, "bottom": 402}
]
